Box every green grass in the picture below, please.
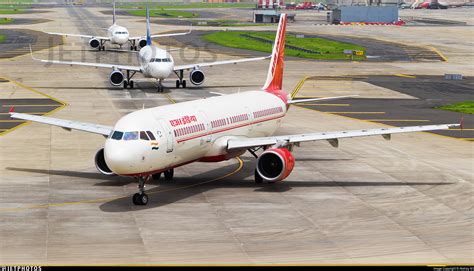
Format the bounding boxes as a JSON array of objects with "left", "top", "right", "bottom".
[
  {"left": 194, "top": 19, "right": 272, "bottom": 27},
  {"left": 0, "top": 34, "right": 5, "bottom": 43},
  {"left": 0, "top": 17, "right": 12, "bottom": 24},
  {"left": 126, "top": 9, "right": 198, "bottom": 18},
  {"left": 437, "top": 101, "right": 474, "bottom": 115},
  {"left": 118, "top": 2, "right": 255, "bottom": 10},
  {"left": 203, "top": 31, "right": 366, "bottom": 60},
  {"left": 0, "top": 8, "right": 24, "bottom": 14}
]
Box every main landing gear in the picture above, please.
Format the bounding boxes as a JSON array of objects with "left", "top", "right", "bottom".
[
  {"left": 97, "top": 40, "right": 106, "bottom": 51},
  {"left": 123, "top": 70, "right": 137, "bottom": 89},
  {"left": 132, "top": 169, "right": 174, "bottom": 206},
  {"left": 174, "top": 70, "right": 186, "bottom": 89},
  {"left": 129, "top": 40, "right": 138, "bottom": 51}
]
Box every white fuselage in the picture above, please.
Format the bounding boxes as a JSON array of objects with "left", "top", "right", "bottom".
[
  {"left": 137, "top": 46, "right": 174, "bottom": 80},
  {"left": 107, "top": 24, "right": 130, "bottom": 46},
  {"left": 104, "top": 91, "right": 287, "bottom": 176}
]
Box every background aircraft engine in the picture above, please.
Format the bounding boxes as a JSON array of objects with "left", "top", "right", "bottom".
[
  {"left": 190, "top": 69, "right": 205, "bottom": 85},
  {"left": 94, "top": 148, "right": 115, "bottom": 176},
  {"left": 138, "top": 39, "right": 147, "bottom": 48},
  {"left": 89, "top": 38, "right": 100, "bottom": 49},
  {"left": 109, "top": 70, "right": 124, "bottom": 86},
  {"left": 256, "top": 148, "right": 295, "bottom": 182}
]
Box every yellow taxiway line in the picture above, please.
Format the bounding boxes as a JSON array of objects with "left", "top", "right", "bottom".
[
  {"left": 366, "top": 119, "right": 430, "bottom": 122},
  {"left": 394, "top": 74, "right": 416, "bottom": 78},
  {"left": 296, "top": 103, "right": 350, "bottom": 106},
  {"left": 0, "top": 157, "right": 244, "bottom": 213},
  {"left": 326, "top": 112, "right": 385, "bottom": 114}
]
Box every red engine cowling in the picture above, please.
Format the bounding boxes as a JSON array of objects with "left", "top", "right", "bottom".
[{"left": 256, "top": 148, "right": 295, "bottom": 182}]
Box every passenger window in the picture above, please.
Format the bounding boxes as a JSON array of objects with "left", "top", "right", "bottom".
[
  {"left": 111, "top": 131, "right": 124, "bottom": 140},
  {"left": 140, "top": 131, "right": 149, "bottom": 141},
  {"left": 123, "top": 131, "right": 138, "bottom": 141},
  {"left": 146, "top": 131, "right": 156, "bottom": 140}
]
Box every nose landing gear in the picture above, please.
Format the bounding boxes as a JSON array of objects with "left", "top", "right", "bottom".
[
  {"left": 132, "top": 175, "right": 150, "bottom": 205},
  {"left": 132, "top": 169, "right": 175, "bottom": 205}
]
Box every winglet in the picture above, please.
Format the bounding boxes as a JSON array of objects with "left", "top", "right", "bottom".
[{"left": 8, "top": 106, "right": 15, "bottom": 114}]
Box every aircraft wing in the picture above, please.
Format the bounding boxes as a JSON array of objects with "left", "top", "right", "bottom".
[
  {"left": 227, "top": 124, "right": 460, "bottom": 150},
  {"left": 10, "top": 112, "right": 112, "bottom": 136},
  {"left": 129, "top": 25, "right": 192, "bottom": 41},
  {"left": 46, "top": 32, "right": 110, "bottom": 40},
  {"left": 30, "top": 46, "right": 141, "bottom": 72},
  {"left": 174, "top": 55, "right": 271, "bottom": 71}
]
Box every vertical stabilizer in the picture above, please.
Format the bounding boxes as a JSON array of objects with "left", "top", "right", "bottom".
[
  {"left": 112, "top": 1, "right": 116, "bottom": 25},
  {"left": 146, "top": 1, "right": 151, "bottom": 46},
  {"left": 262, "top": 13, "right": 287, "bottom": 93}
]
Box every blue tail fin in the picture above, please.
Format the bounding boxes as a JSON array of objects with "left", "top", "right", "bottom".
[
  {"left": 112, "top": 1, "right": 116, "bottom": 25},
  {"left": 146, "top": 1, "right": 151, "bottom": 46}
]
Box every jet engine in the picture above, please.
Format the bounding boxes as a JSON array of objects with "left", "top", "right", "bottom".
[
  {"left": 256, "top": 148, "right": 295, "bottom": 182},
  {"left": 95, "top": 148, "right": 115, "bottom": 176},
  {"left": 190, "top": 69, "right": 205, "bottom": 85},
  {"left": 138, "top": 39, "right": 147, "bottom": 49},
  {"left": 89, "top": 38, "right": 100, "bottom": 49},
  {"left": 109, "top": 70, "right": 124, "bottom": 86}
]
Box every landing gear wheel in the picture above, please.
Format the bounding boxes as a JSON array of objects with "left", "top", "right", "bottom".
[
  {"left": 152, "top": 172, "right": 162, "bottom": 180},
  {"left": 182, "top": 80, "right": 186, "bottom": 88},
  {"left": 132, "top": 193, "right": 148, "bottom": 205},
  {"left": 254, "top": 169, "right": 263, "bottom": 184},
  {"left": 130, "top": 46, "right": 134, "bottom": 51},
  {"left": 101, "top": 46, "right": 105, "bottom": 51},
  {"left": 164, "top": 169, "right": 174, "bottom": 180},
  {"left": 176, "top": 80, "right": 180, "bottom": 89},
  {"left": 134, "top": 46, "right": 138, "bottom": 51},
  {"left": 123, "top": 80, "right": 128, "bottom": 89},
  {"left": 129, "top": 80, "right": 134, "bottom": 89}
]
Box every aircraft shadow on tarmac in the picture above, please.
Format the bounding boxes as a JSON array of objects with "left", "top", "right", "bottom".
[
  {"left": 6, "top": 162, "right": 453, "bottom": 213},
  {"left": 36, "top": 83, "right": 262, "bottom": 92}
]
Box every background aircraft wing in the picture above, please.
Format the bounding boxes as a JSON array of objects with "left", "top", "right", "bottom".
[
  {"left": 227, "top": 124, "right": 460, "bottom": 150},
  {"left": 174, "top": 55, "right": 270, "bottom": 71},
  {"left": 30, "top": 47, "right": 141, "bottom": 72},
  {"left": 46, "top": 32, "right": 110, "bottom": 40},
  {"left": 10, "top": 112, "right": 112, "bottom": 136},
  {"left": 129, "top": 25, "right": 192, "bottom": 40}
]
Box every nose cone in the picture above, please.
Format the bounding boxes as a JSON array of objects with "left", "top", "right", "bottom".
[
  {"left": 104, "top": 139, "right": 142, "bottom": 175},
  {"left": 113, "top": 34, "right": 129, "bottom": 45},
  {"left": 149, "top": 63, "right": 173, "bottom": 79}
]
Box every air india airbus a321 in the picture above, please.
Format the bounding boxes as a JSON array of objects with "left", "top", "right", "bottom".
[{"left": 11, "top": 14, "right": 459, "bottom": 205}]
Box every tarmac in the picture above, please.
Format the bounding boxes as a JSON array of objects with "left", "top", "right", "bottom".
[{"left": 0, "top": 5, "right": 472, "bottom": 265}]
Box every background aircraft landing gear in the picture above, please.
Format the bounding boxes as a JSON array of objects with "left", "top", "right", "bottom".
[
  {"left": 157, "top": 80, "right": 164, "bottom": 92},
  {"left": 164, "top": 169, "right": 174, "bottom": 180},
  {"left": 122, "top": 71, "right": 136, "bottom": 89},
  {"left": 174, "top": 70, "right": 186, "bottom": 88},
  {"left": 132, "top": 176, "right": 150, "bottom": 205}
]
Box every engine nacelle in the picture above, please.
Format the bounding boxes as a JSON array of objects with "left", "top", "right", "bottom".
[
  {"left": 256, "top": 148, "right": 295, "bottom": 182},
  {"left": 109, "top": 70, "right": 124, "bottom": 86},
  {"left": 190, "top": 69, "right": 205, "bottom": 85},
  {"left": 94, "top": 148, "right": 115, "bottom": 176},
  {"left": 89, "top": 38, "right": 100, "bottom": 49},
  {"left": 138, "top": 39, "right": 147, "bottom": 49}
]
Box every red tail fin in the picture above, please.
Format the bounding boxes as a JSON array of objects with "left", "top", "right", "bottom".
[{"left": 262, "top": 13, "right": 287, "bottom": 93}]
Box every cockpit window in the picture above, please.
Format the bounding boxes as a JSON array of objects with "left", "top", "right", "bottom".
[
  {"left": 140, "top": 131, "right": 149, "bottom": 141},
  {"left": 149, "top": 58, "right": 171, "bottom": 63},
  {"left": 111, "top": 131, "right": 124, "bottom": 140},
  {"left": 146, "top": 131, "right": 156, "bottom": 140},
  {"left": 123, "top": 131, "right": 138, "bottom": 141}
]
